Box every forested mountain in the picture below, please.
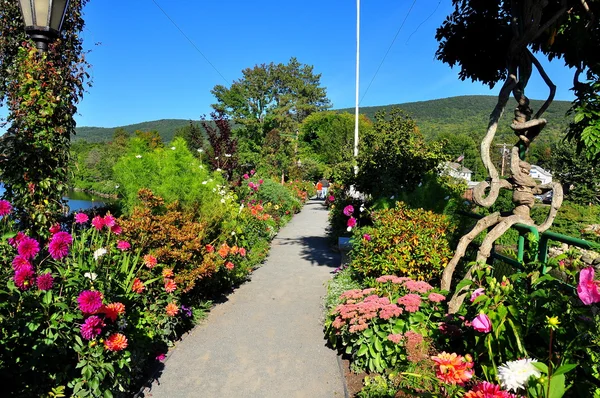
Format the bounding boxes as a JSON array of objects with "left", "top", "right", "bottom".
[{"left": 75, "top": 95, "right": 573, "bottom": 145}]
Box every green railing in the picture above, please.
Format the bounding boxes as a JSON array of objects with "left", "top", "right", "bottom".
[{"left": 461, "top": 212, "right": 600, "bottom": 273}]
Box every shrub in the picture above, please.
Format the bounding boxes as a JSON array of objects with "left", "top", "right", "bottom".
[
  {"left": 350, "top": 202, "right": 452, "bottom": 282},
  {"left": 324, "top": 275, "right": 447, "bottom": 373},
  {"left": 532, "top": 201, "right": 600, "bottom": 244},
  {"left": 238, "top": 174, "right": 302, "bottom": 225}
]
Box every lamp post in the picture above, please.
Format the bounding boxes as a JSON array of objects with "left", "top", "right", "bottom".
[{"left": 17, "top": 0, "right": 70, "bottom": 53}]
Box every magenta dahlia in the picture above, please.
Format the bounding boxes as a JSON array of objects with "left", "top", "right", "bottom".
[
  {"left": 74, "top": 212, "right": 89, "bottom": 224},
  {"left": 80, "top": 315, "right": 104, "bottom": 340},
  {"left": 91, "top": 216, "right": 105, "bottom": 230},
  {"left": 37, "top": 273, "right": 54, "bottom": 291},
  {"left": 0, "top": 200, "right": 12, "bottom": 216},
  {"left": 48, "top": 231, "right": 73, "bottom": 260},
  {"left": 12, "top": 255, "right": 32, "bottom": 272},
  {"left": 77, "top": 290, "right": 103, "bottom": 314},
  {"left": 14, "top": 267, "right": 35, "bottom": 290},
  {"left": 17, "top": 236, "right": 40, "bottom": 260}
]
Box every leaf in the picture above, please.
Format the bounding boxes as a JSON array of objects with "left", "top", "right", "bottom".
[
  {"left": 455, "top": 279, "right": 474, "bottom": 292},
  {"left": 363, "top": 328, "right": 373, "bottom": 338},
  {"left": 357, "top": 344, "right": 368, "bottom": 357},
  {"left": 533, "top": 362, "right": 549, "bottom": 373},
  {"left": 374, "top": 338, "right": 383, "bottom": 352},
  {"left": 549, "top": 373, "right": 566, "bottom": 398},
  {"left": 552, "top": 363, "right": 577, "bottom": 376}
]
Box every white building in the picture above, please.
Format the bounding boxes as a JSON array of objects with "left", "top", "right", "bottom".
[
  {"left": 443, "top": 162, "right": 473, "bottom": 182},
  {"left": 529, "top": 165, "right": 552, "bottom": 185}
]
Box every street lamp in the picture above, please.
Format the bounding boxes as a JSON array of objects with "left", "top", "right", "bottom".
[{"left": 17, "top": 0, "right": 70, "bottom": 53}]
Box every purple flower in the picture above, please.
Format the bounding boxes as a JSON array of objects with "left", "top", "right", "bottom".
[
  {"left": 343, "top": 205, "right": 354, "bottom": 217},
  {"left": 472, "top": 313, "right": 492, "bottom": 333},
  {"left": 180, "top": 305, "right": 193, "bottom": 317},
  {"left": 37, "top": 273, "right": 54, "bottom": 291}
]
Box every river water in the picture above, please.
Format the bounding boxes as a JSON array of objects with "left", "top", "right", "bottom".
[{"left": 0, "top": 184, "right": 110, "bottom": 212}]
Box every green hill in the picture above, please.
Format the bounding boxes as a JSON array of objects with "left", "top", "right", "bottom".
[{"left": 75, "top": 95, "right": 573, "bottom": 144}]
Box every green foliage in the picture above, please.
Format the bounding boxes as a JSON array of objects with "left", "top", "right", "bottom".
[
  {"left": 568, "top": 71, "right": 600, "bottom": 162},
  {"left": 350, "top": 203, "right": 453, "bottom": 282},
  {"left": 324, "top": 276, "right": 447, "bottom": 373},
  {"left": 358, "top": 375, "right": 398, "bottom": 398},
  {"left": 323, "top": 266, "right": 362, "bottom": 312},
  {"left": 532, "top": 201, "right": 600, "bottom": 244},
  {"left": 354, "top": 108, "right": 447, "bottom": 199},
  {"left": 113, "top": 137, "right": 228, "bottom": 215},
  {"left": 238, "top": 177, "right": 302, "bottom": 225},
  {"left": 435, "top": 132, "right": 485, "bottom": 180}
]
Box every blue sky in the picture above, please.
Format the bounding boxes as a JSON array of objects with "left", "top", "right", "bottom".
[{"left": 32, "top": 1, "right": 581, "bottom": 128}]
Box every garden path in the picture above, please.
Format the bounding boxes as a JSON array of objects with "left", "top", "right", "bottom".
[{"left": 144, "top": 199, "right": 346, "bottom": 398}]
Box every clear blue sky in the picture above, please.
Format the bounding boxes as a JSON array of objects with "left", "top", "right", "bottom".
[{"left": 31, "top": 1, "right": 582, "bottom": 128}]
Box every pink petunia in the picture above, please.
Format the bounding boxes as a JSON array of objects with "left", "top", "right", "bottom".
[
  {"left": 78, "top": 290, "right": 103, "bottom": 314},
  {"left": 17, "top": 237, "right": 40, "bottom": 260},
  {"left": 91, "top": 216, "right": 105, "bottom": 230},
  {"left": 74, "top": 213, "right": 89, "bottom": 224},
  {"left": 48, "top": 231, "right": 73, "bottom": 260},
  {"left": 117, "top": 240, "right": 131, "bottom": 251},
  {"left": 472, "top": 313, "right": 492, "bottom": 333},
  {"left": 577, "top": 267, "right": 600, "bottom": 305},
  {"left": 37, "top": 273, "right": 54, "bottom": 291},
  {"left": 0, "top": 199, "right": 12, "bottom": 216}
]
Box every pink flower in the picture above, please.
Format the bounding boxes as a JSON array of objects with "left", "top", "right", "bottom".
[
  {"left": 343, "top": 205, "right": 354, "bottom": 216},
  {"left": 472, "top": 313, "right": 492, "bottom": 333},
  {"left": 48, "top": 231, "right": 73, "bottom": 260},
  {"left": 243, "top": 173, "right": 250, "bottom": 179},
  {"left": 8, "top": 231, "right": 26, "bottom": 248},
  {"left": 259, "top": 179, "right": 264, "bottom": 184},
  {"left": 49, "top": 224, "right": 61, "bottom": 235},
  {"left": 110, "top": 224, "right": 122, "bottom": 235},
  {"left": 225, "top": 261, "right": 235, "bottom": 270},
  {"left": 404, "top": 280, "right": 434, "bottom": 293},
  {"left": 0, "top": 199, "right": 12, "bottom": 216},
  {"left": 17, "top": 237, "right": 40, "bottom": 260},
  {"left": 470, "top": 287, "right": 486, "bottom": 302},
  {"left": 37, "top": 273, "right": 54, "bottom": 291},
  {"left": 78, "top": 290, "right": 103, "bottom": 314},
  {"left": 239, "top": 247, "right": 247, "bottom": 257},
  {"left": 74, "top": 212, "right": 89, "bottom": 224},
  {"left": 80, "top": 315, "right": 104, "bottom": 340},
  {"left": 117, "top": 240, "right": 131, "bottom": 251},
  {"left": 398, "top": 294, "right": 422, "bottom": 312},
  {"left": 156, "top": 353, "right": 166, "bottom": 361},
  {"left": 465, "top": 381, "right": 516, "bottom": 398},
  {"left": 12, "top": 256, "right": 32, "bottom": 272},
  {"left": 91, "top": 216, "right": 105, "bottom": 230},
  {"left": 103, "top": 214, "right": 116, "bottom": 228},
  {"left": 347, "top": 217, "right": 357, "bottom": 228},
  {"left": 428, "top": 293, "right": 446, "bottom": 303},
  {"left": 144, "top": 254, "right": 158, "bottom": 268},
  {"left": 328, "top": 195, "right": 335, "bottom": 202},
  {"left": 250, "top": 169, "right": 255, "bottom": 175},
  {"left": 388, "top": 333, "right": 403, "bottom": 344},
  {"left": 577, "top": 267, "right": 600, "bottom": 305},
  {"left": 363, "top": 234, "right": 371, "bottom": 241},
  {"left": 14, "top": 267, "right": 35, "bottom": 290}
]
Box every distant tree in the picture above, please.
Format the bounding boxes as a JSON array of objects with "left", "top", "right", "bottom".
[
  {"left": 434, "top": 132, "right": 485, "bottom": 180},
  {"left": 135, "top": 130, "right": 163, "bottom": 149},
  {"left": 211, "top": 57, "right": 331, "bottom": 145},
  {"left": 112, "top": 128, "right": 130, "bottom": 148},
  {"left": 354, "top": 108, "right": 446, "bottom": 199},
  {"left": 261, "top": 129, "right": 294, "bottom": 182},
  {"left": 548, "top": 142, "right": 599, "bottom": 204},
  {"left": 200, "top": 111, "right": 237, "bottom": 181},
  {"left": 173, "top": 121, "right": 207, "bottom": 154}
]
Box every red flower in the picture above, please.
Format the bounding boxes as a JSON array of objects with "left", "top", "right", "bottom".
[
  {"left": 49, "top": 224, "right": 61, "bottom": 235},
  {"left": 165, "top": 302, "right": 179, "bottom": 317},
  {"left": 131, "top": 278, "right": 145, "bottom": 293},
  {"left": 18, "top": 236, "right": 40, "bottom": 260},
  {"left": 218, "top": 243, "right": 230, "bottom": 258},
  {"left": 12, "top": 256, "right": 32, "bottom": 272},
  {"left": 14, "top": 267, "right": 35, "bottom": 290},
  {"left": 239, "top": 247, "right": 247, "bottom": 257},
  {"left": 110, "top": 224, "right": 122, "bottom": 235},
  {"left": 164, "top": 279, "right": 177, "bottom": 293},
  {"left": 0, "top": 199, "right": 12, "bottom": 216},
  {"left": 37, "top": 273, "right": 54, "bottom": 291},
  {"left": 103, "top": 213, "right": 116, "bottom": 228},
  {"left": 206, "top": 244, "right": 215, "bottom": 253},
  {"left": 104, "top": 333, "right": 128, "bottom": 351},
  {"left": 102, "top": 302, "right": 125, "bottom": 322},
  {"left": 91, "top": 216, "right": 105, "bottom": 230},
  {"left": 162, "top": 268, "right": 174, "bottom": 278},
  {"left": 225, "top": 261, "right": 235, "bottom": 270},
  {"left": 431, "top": 352, "right": 474, "bottom": 386}
]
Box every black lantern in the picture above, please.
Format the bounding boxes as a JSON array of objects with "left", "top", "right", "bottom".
[{"left": 17, "top": 0, "right": 70, "bottom": 52}]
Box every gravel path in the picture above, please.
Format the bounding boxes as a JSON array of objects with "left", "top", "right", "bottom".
[{"left": 144, "top": 200, "right": 346, "bottom": 398}]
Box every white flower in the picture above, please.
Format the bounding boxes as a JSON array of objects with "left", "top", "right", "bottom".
[
  {"left": 359, "top": 205, "right": 365, "bottom": 213},
  {"left": 216, "top": 168, "right": 222, "bottom": 172},
  {"left": 231, "top": 231, "right": 236, "bottom": 236},
  {"left": 202, "top": 181, "right": 208, "bottom": 185},
  {"left": 135, "top": 155, "right": 142, "bottom": 159},
  {"left": 171, "top": 146, "right": 176, "bottom": 150},
  {"left": 199, "top": 165, "right": 204, "bottom": 169},
  {"left": 418, "top": 182, "right": 423, "bottom": 187},
  {"left": 225, "top": 154, "right": 232, "bottom": 157},
  {"left": 215, "top": 157, "right": 219, "bottom": 160},
  {"left": 115, "top": 185, "right": 120, "bottom": 189},
  {"left": 347, "top": 226, "right": 353, "bottom": 232},
  {"left": 221, "top": 198, "right": 226, "bottom": 204},
  {"left": 197, "top": 148, "right": 204, "bottom": 153},
  {"left": 84, "top": 272, "right": 97, "bottom": 281},
  {"left": 498, "top": 358, "right": 541, "bottom": 392},
  {"left": 444, "top": 196, "right": 450, "bottom": 200},
  {"left": 93, "top": 248, "right": 107, "bottom": 261},
  {"left": 212, "top": 188, "right": 217, "bottom": 192},
  {"left": 390, "top": 195, "right": 395, "bottom": 199}
]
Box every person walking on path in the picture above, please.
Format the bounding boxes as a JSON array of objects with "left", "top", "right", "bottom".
[
  {"left": 316, "top": 180, "right": 323, "bottom": 199},
  {"left": 320, "top": 178, "right": 330, "bottom": 200},
  {"left": 145, "top": 199, "right": 345, "bottom": 398}
]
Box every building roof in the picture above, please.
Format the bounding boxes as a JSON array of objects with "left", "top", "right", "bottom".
[{"left": 446, "top": 162, "right": 473, "bottom": 174}]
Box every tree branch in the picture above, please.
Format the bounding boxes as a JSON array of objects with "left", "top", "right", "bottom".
[{"left": 529, "top": 51, "right": 556, "bottom": 119}]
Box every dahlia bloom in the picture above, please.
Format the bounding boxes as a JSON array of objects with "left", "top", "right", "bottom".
[
  {"left": 104, "top": 333, "right": 128, "bottom": 351},
  {"left": 93, "top": 248, "right": 107, "bottom": 260},
  {"left": 74, "top": 212, "right": 89, "bottom": 224},
  {"left": 0, "top": 199, "right": 12, "bottom": 216},
  {"left": 205, "top": 244, "right": 215, "bottom": 253},
  {"left": 48, "top": 231, "right": 73, "bottom": 260},
  {"left": 49, "top": 224, "right": 61, "bottom": 235},
  {"left": 464, "top": 382, "right": 516, "bottom": 398},
  {"left": 431, "top": 352, "right": 474, "bottom": 386},
  {"left": 166, "top": 302, "right": 179, "bottom": 317},
  {"left": 343, "top": 205, "right": 354, "bottom": 216},
  {"left": 162, "top": 268, "right": 174, "bottom": 278},
  {"left": 37, "top": 273, "right": 54, "bottom": 291},
  {"left": 470, "top": 287, "right": 486, "bottom": 302},
  {"left": 8, "top": 231, "right": 26, "bottom": 248},
  {"left": 577, "top": 267, "right": 600, "bottom": 305},
  {"left": 225, "top": 261, "right": 235, "bottom": 270},
  {"left": 131, "top": 278, "right": 145, "bottom": 293},
  {"left": 78, "top": 290, "right": 103, "bottom": 314},
  {"left": 17, "top": 236, "right": 40, "bottom": 260},
  {"left": 472, "top": 313, "right": 492, "bottom": 333},
  {"left": 91, "top": 215, "right": 105, "bottom": 230},
  {"left": 110, "top": 224, "right": 122, "bottom": 235},
  {"left": 164, "top": 279, "right": 177, "bottom": 293},
  {"left": 102, "top": 302, "right": 126, "bottom": 322},
  {"left": 80, "top": 315, "right": 104, "bottom": 340},
  {"left": 12, "top": 255, "right": 32, "bottom": 272},
  {"left": 497, "top": 358, "right": 541, "bottom": 392},
  {"left": 347, "top": 217, "right": 357, "bottom": 228},
  {"left": 239, "top": 247, "right": 247, "bottom": 257},
  {"left": 218, "top": 243, "right": 230, "bottom": 258},
  {"left": 116, "top": 240, "right": 131, "bottom": 251},
  {"left": 103, "top": 214, "right": 116, "bottom": 228},
  {"left": 143, "top": 254, "right": 158, "bottom": 268},
  {"left": 14, "top": 267, "right": 35, "bottom": 290}
]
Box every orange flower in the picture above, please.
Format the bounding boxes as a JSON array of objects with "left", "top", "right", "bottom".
[
  {"left": 164, "top": 278, "right": 177, "bottom": 293},
  {"left": 104, "top": 333, "right": 128, "bottom": 352},
  {"left": 143, "top": 254, "right": 157, "bottom": 269},
  {"left": 431, "top": 352, "right": 474, "bottom": 386},
  {"left": 230, "top": 245, "right": 239, "bottom": 255},
  {"left": 166, "top": 302, "right": 179, "bottom": 317},
  {"left": 218, "top": 243, "right": 230, "bottom": 258},
  {"left": 162, "top": 268, "right": 174, "bottom": 278},
  {"left": 102, "top": 302, "right": 126, "bottom": 322},
  {"left": 131, "top": 278, "right": 145, "bottom": 293},
  {"left": 225, "top": 261, "right": 235, "bottom": 270}
]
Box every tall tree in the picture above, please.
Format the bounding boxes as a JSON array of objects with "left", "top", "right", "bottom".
[
  {"left": 211, "top": 57, "right": 331, "bottom": 146},
  {"left": 434, "top": 0, "right": 597, "bottom": 311},
  {"left": 548, "top": 142, "right": 599, "bottom": 204},
  {"left": 0, "top": 0, "right": 90, "bottom": 237}
]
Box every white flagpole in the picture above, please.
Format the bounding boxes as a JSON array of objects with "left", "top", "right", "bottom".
[{"left": 354, "top": 0, "right": 360, "bottom": 175}]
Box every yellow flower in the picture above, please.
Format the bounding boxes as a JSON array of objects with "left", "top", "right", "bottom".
[
  {"left": 274, "top": 205, "right": 280, "bottom": 210},
  {"left": 546, "top": 316, "right": 560, "bottom": 330}
]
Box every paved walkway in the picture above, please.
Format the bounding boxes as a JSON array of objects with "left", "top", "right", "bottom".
[{"left": 145, "top": 200, "right": 346, "bottom": 398}]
